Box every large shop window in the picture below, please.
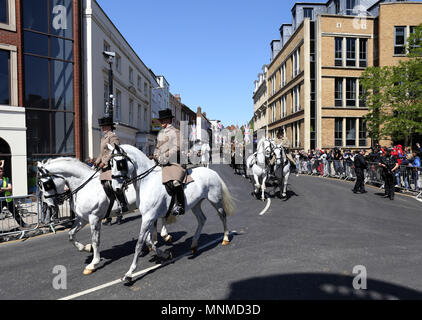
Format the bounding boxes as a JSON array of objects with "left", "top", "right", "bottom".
[
  {"left": 23, "top": 0, "right": 75, "bottom": 158},
  {"left": 0, "top": 49, "right": 10, "bottom": 105},
  {"left": 0, "top": 0, "right": 8, "bottom": 24}
]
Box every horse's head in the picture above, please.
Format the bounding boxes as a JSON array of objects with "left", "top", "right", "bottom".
[
  {"left": 37, "top": 161, "right": 66, "bottom": 222},
  {"left": 108, "top": 144, "right": 135, "bottom": 193},
  {"left": 261, "top": 139, "right": 274, "bottom": 159},
  {"left": 272, "top": 143, "right": 284, "bottom": 166}
]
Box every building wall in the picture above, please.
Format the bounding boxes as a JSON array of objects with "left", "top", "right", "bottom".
[
  {"left": 267, "top": 18, "right": 308, "bottom": 150},
  {"left": 84, "top": 0, "right": 152, "bottom": 159},
  {"left": 317, "top": 14, "right": 375, "bottom": 150},
  {"left": 377, "top": 2, "right": 422, "bottom": 67}
]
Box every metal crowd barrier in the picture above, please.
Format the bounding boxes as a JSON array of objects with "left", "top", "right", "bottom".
[
  {"left": 295, "top": 159, "right": 421, "bottom": 194},
  {"left": 0, "top": 191, "right": 74, "bottom": 241}
]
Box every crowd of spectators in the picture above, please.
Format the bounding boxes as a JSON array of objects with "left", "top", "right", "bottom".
[{"left": 293, "top": 142, "right": 421, "bottom": 192}]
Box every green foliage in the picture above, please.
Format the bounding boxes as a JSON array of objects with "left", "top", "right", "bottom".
[{"left": 361, "top": 26, "right": 422, "bottom": 146}]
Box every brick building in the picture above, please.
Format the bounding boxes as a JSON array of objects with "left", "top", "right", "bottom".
[{"left": 262, "top": 0, "right": 422, "bottom": 152}]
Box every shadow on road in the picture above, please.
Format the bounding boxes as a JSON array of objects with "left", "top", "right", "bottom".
[
  {"left": 226, "top": 273, "right": 422, "bottom": 300},
  {"left": 124, "top": 232, "right": 240, "bottom": 286}
]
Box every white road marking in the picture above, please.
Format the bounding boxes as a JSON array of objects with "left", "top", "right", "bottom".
[
  {"left": 59, "top": 233, "right": 232, "bottom": 300},
  {"left": 259, "top": 198, "right": 271, "bottom": 216}
]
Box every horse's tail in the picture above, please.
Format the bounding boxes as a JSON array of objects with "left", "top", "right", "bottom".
[{"left": 218, "top": 175, "right": 237, "bottom": 216}]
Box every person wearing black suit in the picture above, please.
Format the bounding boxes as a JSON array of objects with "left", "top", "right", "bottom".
[
  {"left": 352, "top": 149, "right": 368, "bottom": 194},
  {"left": 379, "top": 148, "right": 399, "bottom": 200}
]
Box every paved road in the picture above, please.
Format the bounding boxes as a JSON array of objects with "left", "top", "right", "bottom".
[{"left": 1, "top": 165, "right": 421, "bottom": 300}]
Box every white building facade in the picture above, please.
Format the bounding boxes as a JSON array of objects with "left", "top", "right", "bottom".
[{"left": 83, "top": 0, "right": 153, "bottom": 159}]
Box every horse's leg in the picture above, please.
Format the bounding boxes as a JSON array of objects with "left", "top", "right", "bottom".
[
  {"left": 253, "top": 172, "right": 260, "bottom": 196},
  {"left": 68, "top": 216, "right": 89, "bottom": 252},
  {"left": 83, "top": 214, "right": 102, "bottom": 275},
  {"left": 160, "top": 218, "right": 172, "bottom": 244},
  {"left": 152, "top": 220, "right": 158, "bottom": 245},
  {"left": 123, "top": 216, "right": 156, "bottom": 282},
  {"left": 261, "top": 175, "right": 267, "bottom": 201},
  {"left": 282, "top": 168, "right": 290, "bottom": 199},
  {"left": 209, "top": 198, "right": 230, "bottom": 246},
  {"left": 190, "top": 202, "right": 207, "bottom": 254}
]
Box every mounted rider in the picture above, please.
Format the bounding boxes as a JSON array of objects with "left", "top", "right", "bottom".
[
  {"left": 153, "top": 109, "right": 193, "bottom": 216},
  {"left": 270, "top": 129, "right": 295, "bottom": 170},
  {"left": 95, "top": 116, "right": 128, "bottom": 225}
]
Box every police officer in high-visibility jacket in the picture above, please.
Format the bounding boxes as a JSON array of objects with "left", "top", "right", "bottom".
[{"left": 0, "top": 166, "right": 28, "bottom": 228}]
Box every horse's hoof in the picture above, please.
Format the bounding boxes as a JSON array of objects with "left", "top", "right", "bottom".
[
  {"left": 191, "top": 247, "right": 198, "bottom": 255},
  {"left": 83, "top": 268, "right": 94, "bottom": 275},
  {"left": 222, "top": 240, "right": 230, "bottom": 246},
  {"left": 122, "top": 275, "right": 132, "bottom": 283},
  {"left": 164, "top": 235, "right": 173, "bottom": 244},
  {"left": 84, "top": 244, "right": 92, "bottom": 253}
]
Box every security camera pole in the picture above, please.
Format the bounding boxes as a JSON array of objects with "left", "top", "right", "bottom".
[{"left": 103, "top": 51, "right": 116, "bottom": 119}]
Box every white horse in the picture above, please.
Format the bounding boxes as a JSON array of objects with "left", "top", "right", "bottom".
[
  {"left": 272, "top": 142, "right": 291, "bottom": 200},
  {"left": 107, "top": 144, "right": 236, "bottom": 282},
  {"left": 37, "top": 158, "right": 172, "bottom": 275},
  {"left": 245, "top": 138, "right": 273, "bottom": 201}
]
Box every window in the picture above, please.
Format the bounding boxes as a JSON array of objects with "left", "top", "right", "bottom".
[
  {"left": 129, "top": 67, "right": 134, "bottom": 83},
  {"left": 303, "top": 8, "right": 313, "bottom": 20},
  {"left": 409, "top": 26, "right": 418, "bottom": 50},
  {"left": 394, "top": 27, "right": 406, "bottom": 55},
  {"left": 144, "top": 107, "right": 148, "bottom": 129},
  {"left": 346, "top": 118, "right": 356, "bottom": 146},
  {"left": 346, "top": 78, "right": 356, "bottom": 107},
  {"left": 346, "top": 0, "right": 356, "bottom": 15},
  {"left": 335, "top": 78, "right": 343, "bottom": 107},
  {"left": 282, "top": 95, "right": 286, "bottom": 118},
  {"left": 137, "top": 76, "right": 142, "bottom": 92},
  {"left": 346, "top": 38, "right": 356, "bottom": 66},
  {"left": 272, "top": 103, "right": 276, "bottom": 122},
  {"left": 335, "top": 118, "right": 343, "bottom": 147},
  {"left": 282, "top": 63, "right": 286, "bottom": 86},
  {"left": 0, "top": 50, "right": 10, "bottom": 105},
  {"left": 0, "top": 0, "right": 8, "bottom": 24},
  {"left": 335, "top": 38, "right": 343, "bottom": 66},
  {"left": 115, "top": 90, "right": 121, "bottom": 121},
  {"left": 144, "top": 82, "right": 148, "bottom": 96},
  {"left": 104, "top": 41, "right": 110, "bottom": 53},
  {"left": 137, "top": 104, "right": 142, "bottom": 128},
  {"left": 359, "top": 119, "right": 367, "bottom": 146},
  {"left": 115, "top": 54, "right": 121, "bottom": 72},
  {"left": 334, "top": 0, "right": 340, "bottom": 14},
  {"left": 359, "top": 83, "right": 366, "bottom": 107},
  {"left": 359, "top": 39, "right": 367, "bottom": 67},
  {"left": 129, "top": 99, "right": 134, "bottom": 126}
]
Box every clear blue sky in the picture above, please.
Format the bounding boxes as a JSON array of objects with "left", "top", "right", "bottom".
[{"left": 96, "top": 0, "right": 322, "bottom": 127}]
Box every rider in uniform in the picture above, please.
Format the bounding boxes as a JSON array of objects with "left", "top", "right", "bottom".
[
  {"left": 270, "top": 129, "right": 296, "bottom": 170},
  {"left": 378, "top": 147, "right": 399, "bottom": 200},
  {"left": 95, "top": 116, "right": 128, "bottom": 225},
  {"left": 153, "top": 109, "right": 193, "bottom": 216}
]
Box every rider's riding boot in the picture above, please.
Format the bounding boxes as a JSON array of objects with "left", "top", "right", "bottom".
[
  {"left": 171, "top": 185, "right": 185, "bottom": 216},
  {"left": 115, "top": 191, "right": 129, "bottom": 213}
]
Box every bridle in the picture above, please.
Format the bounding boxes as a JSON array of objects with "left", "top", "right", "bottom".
[
  {"left": 109, "top": 146, "right": 158, "bottom": 189},
  {"left": 38, "top": 166, "right": 100, "bottom": 205}
]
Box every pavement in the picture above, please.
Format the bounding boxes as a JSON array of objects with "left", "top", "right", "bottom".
[{"left": 0, "top": 164, "right": 421, "bottom": 300}]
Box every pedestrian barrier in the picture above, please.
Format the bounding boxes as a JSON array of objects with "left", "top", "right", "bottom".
[
  {"left": 0, "top": 190, "right": 74, "bottom": 241},
  {"left": 295, "top": 159, "right": 421, "bottom": 195}
]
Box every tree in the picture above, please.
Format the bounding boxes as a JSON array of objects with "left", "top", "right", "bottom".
[
  {"left": 360, "top": 66, "right": 393, "bottom": 144},
  {"left": 361, "top": 23, "right": 422, "bottom": 147}
]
